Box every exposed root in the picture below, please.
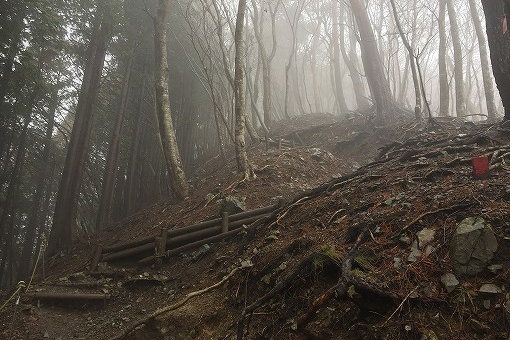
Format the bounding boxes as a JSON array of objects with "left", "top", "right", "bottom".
[
  {"left": 236, "top": 252, "right": 319, "bottom": 340},
  {"left": 109, "top": 265, "right": 250, "bottom": 340}
]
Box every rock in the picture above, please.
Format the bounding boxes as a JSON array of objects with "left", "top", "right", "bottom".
[
  {"left": 504, "top": 296, "right": 510, "bottom": 321},
  {"left": 488, "top": 264, "right": 503, "bottom": 274},
  {"left": 479, "top": 283, "right": 502, "bottom": 294},
  {"left": 502, "top": 186, "right": 510, "bottom": 202},
  {"left": 450, "top": 217, "right": 498, "bottom": 276},
  {"left": 421, "top": 329, "right": 439, "bottom": 340},
  {"left": 407, "top": 241, "right": 422, "bottom": 263},
  {"left": 399, "top": 235, "right": 412, "bottom": 245},
  {"left": 308, "top": 148, "right": 334, "bottom": 162},
  {"left": 191, "top": 244, "right": 211, "bottom": 261},
  {"left": 222, "top": 196, "right": 246, "bottom": 214},
  {"left": 265, "top": 234, "right": 279, "bottom": 242},
  {"left": 440, "top": 273, "right": 459, "bottom": 293},
  {"left": 416, "top": 228, "right": 436, "bottom": 249}
]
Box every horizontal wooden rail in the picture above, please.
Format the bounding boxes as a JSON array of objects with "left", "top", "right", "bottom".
[
  {"left": 102, "top": 214, "right": 270, "bottom": 262},
  {"left": 23, "top": 292, "right": 111, "bottom": 301},
  {"left": 102, "top": 203, "right": 279, "bottom": 254}
]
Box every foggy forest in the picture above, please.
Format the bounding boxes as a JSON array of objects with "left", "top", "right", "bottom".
[{"left": 1, "top": 0, "right": 510, "bottom": 306}]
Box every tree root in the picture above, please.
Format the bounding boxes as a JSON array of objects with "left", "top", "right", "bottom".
[
  {"left": 236, "top": 252, "right": 319, "bottom": 340},
  {"left": 391, "top": 201, "right": 473, "bottom": 239},
  {"left": 295, "top": 228, "right": 399, "bottom": 333},
  {"left": 109, "top": 265, "right": 249, "bottom": 340}
]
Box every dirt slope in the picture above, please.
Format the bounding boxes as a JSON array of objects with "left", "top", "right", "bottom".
[{"left": 2, "top": 116, "right": 510, "bottom": 340}]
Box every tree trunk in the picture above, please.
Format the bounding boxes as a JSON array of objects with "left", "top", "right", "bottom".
[
  {"left": 17, "top": 88, "right": 57, "bottom": 282},
  {"left": 469, "top": 0, "right": 498, "bottom": 120},
  {"left": 438, "top": 0, "right": 449, "bottom": 117},
  {"left": 125, "top": 70, "right": 147, "bottom": 215},
  {"left": 481, "top": 0, "right": 510, "bottom": 120},
  {"left": 348, "top": 0, "right": 394, "bottom": 123},
  {"left": 339, "top": 4, "right": 370, "bottom": 110},
  {"left": 389, "top": 0, "right": 422, "bottom": 121},
  {"left": 234, "top": 0, "right": 251, "bottom": 179},
  {"left": 331, "top": 0, "right": 349, "bottom": 115},
  {"left": 96, "top": 47, "right": 135, "bottom": 230},
  {"left": 446, "top": 0, "right": 466, "bottom": 117},
  {"left": 47, "top": 7, "right": 112, "bottom": 255},
  {"left": 153, "top": 0, "right": 189, "bottom": 200}
]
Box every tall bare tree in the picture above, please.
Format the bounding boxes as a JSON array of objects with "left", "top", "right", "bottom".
[
  {"left": 47, "top": 6, "right": 112, "bottom": 255},
  {"left": 446, "top": 0, "right": 466, "bottom": 117},
  {"left": 153, "top": 0, "right": 189, "bottom": 200},
  {"left": 389, "top": 0, "right": 422, "bottom": 121},
  {"left": 438, "top": 0, "right": 449, "bottom": 117},
  {"left": 468, "top": 0, "right": 498, "bottom": 120},
  {"left": 348, "top": 0, "right": 395, "bottom": 123},
  {"left": 234, "top": 0, "right": 252, "bottom": 179}
]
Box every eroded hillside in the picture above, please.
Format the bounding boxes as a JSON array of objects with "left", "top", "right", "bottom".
[{"left": 2, "top": 116, "right": 510, "bottom": 340}]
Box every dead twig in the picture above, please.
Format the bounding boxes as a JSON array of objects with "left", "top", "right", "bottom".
[
  {"left": 391, "top": 202, "right": 473, "bottom": 239},
  {"left": 382, "top": 286, "right": 419, "bottom": 326}
]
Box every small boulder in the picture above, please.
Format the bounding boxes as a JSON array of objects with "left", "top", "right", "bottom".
[
  {"left": 417, "top": 228, "right": 435, "bottom": 249},
  {"left": 440, "top": 273, "right": 459, "bottom": 293},
  {"left": 450, "top": 217, "right": 498, "bottom": 276},
  {"left": 222, "top": 196, "right": 246, "bottom": 214}
]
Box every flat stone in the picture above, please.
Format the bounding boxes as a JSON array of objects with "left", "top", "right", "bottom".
[
  {"left": 450, "top": 217, "right": 498, "bottom": 276},
  {"left": 440, "top": 273, "right": 459, "bottom": 293},
  {"left": 479, "top": 283, "right": 502, "bottom": 294}
]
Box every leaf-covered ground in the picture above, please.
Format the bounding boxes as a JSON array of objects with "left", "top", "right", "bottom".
[{"left": 2, "top": 114, "right": 510, "bottom": 340}]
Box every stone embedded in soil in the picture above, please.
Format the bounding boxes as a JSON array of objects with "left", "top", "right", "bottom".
[
  {"left": 450, "top": 217, "right": 498, "bottom": 276},
  {"left": 421, "top": 329, "right": 439, "bottom": 340},
  {"left": 407, "top": 241, "right": 422, "bottom": 263},
  {"left": 417, "top": 228, "right": 436, "bottom": 249},
  {"left": 440, "top": 273, "right": 459, "bottom": 293},
  {"left": 221, "top": 196, "right": 246, "bottom": 214},
  {"left": 479, "top": 283, "right": 503, "bottom": 294}
]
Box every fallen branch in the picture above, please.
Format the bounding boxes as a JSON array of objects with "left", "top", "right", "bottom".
[{"left": 109, "top": 264, "right": 250, "bottom": 340}]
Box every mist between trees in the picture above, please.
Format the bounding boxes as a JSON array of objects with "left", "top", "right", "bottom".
[{"left": 0, "top": 0, "right": 506, "bottom": 288}]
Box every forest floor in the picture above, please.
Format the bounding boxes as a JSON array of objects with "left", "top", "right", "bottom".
[{"left": 1, "top": 113, "right": 510, "bottom": 340}]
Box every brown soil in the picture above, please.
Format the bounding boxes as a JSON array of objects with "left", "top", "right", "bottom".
[{"left": 1, "top": 115, "right": 510, "bottom": 340}]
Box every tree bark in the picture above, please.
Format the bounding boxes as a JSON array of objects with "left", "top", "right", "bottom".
[
  {"left": 331, "top": 0, "right": 349, "bottom": 115},
  {"left": 47, "top": 7, "right": 111, "bottom": 255},
  {"left": 153, "top": 0, "right": 189, "bottom": 200},
  {"left": 481, "top": 0, "right": 510, "bottom": 120},
  {"left": 469, "top": 0, "right": 498, "bottom": 120},
  {"left": 234, "top": 0, "right": 251, "bottom": 179},
  {"left": 339, "top": 4, "right": 370, "bottom": 110},
  {"left": 438, "top": 0, "right": 449, "bottom": 117},
  {"left": 446, "top": 0, "right": 466, "bottom": 117},
  {"left": 389, "top": 0, "right": 422, "bottom": 121},
  {"left": 348, "top": 0, "right": 394, "bottom": 123}
]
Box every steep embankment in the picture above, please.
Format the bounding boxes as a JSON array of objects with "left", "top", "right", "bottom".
[{"left": 2, "top": 116, "right": 510, "bottom": 340}]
